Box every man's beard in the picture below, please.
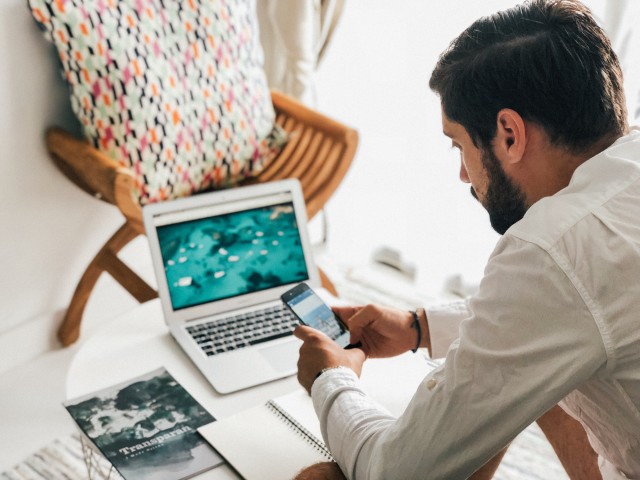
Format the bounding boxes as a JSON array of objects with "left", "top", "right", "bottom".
[{"left": 470, "top": 147, "right": 528, "bottom": 235}]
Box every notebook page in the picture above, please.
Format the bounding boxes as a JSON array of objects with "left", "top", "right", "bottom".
[
  {"left": 198, "top": 398, "right": 328, "bottom": 480},
  {"left": 269, "top": 389, "right": 322, "bottom": 442}
]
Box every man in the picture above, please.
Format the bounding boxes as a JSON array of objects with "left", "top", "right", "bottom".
[{"left": 294, "top": 0, "right": 640, "bottom": 478}]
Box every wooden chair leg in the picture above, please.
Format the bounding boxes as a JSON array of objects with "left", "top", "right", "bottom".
[
  {"left": 57, "top": 222, "right": 157, "bottom": 346},
  {"left": 319, "top": 268, "right": 338, "bottom": 297}
]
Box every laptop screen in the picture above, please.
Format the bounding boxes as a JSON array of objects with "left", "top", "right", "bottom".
[{"left": 154, "top": 195, "right": 309, "bottom": 311}]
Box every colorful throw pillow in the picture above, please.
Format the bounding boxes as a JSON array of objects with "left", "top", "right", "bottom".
[{"left": 29, "top": 0, "right": 286, "bottom": 204}]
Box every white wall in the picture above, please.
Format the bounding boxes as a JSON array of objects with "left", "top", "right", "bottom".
[
  {"left": 0, "top": 0, "right": 131, "bottom": 373},
  {"left": 1, "top": 0, "right": 627, "bottom": 373},
  {"left": 316, "top": 1, "right": 507, "bottom": 294}
]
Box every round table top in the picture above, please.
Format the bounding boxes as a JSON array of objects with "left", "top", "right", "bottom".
[
  {"left": 65, "top": 299, "right": 433, "bottom": 479},
  {"left": 66, "top": 299, "right": 301, "bottom": 419}
]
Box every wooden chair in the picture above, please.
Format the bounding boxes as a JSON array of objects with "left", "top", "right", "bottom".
[{"left": 46, "top": 90, "right": 358, "bottom": 347}]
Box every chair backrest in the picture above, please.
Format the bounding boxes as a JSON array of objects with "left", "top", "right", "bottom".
[{"left": 250, "top": 91, "right": 358, "bottom": 220}]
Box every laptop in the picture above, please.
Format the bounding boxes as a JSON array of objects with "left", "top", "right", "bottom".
[{"left": 142, "top": 179, "right": 320, "bottom": 394}]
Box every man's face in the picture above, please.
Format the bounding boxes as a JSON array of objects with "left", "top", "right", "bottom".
[{"left": 442, "top": 114, "right": 527, "bottom": 234}]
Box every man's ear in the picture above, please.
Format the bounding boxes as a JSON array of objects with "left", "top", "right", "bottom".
[{"left": 494, "top": 109, "right": 526, "bottom": 165}]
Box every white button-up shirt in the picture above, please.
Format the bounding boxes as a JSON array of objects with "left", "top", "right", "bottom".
[{"left": 312, "top": 131, "right": 640, "bottom": 479}]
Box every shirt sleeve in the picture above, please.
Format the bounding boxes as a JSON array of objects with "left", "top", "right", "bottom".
[
  {"left": 426, "top": 299, "right": 470, "bottom": 359},
  {"left": 311, "top": 236, "right": 608, "bottom": 479}
]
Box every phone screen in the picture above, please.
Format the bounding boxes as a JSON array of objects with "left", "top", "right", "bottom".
[{"left": 282, "top": 283, "right": 351, "bottom": 348}]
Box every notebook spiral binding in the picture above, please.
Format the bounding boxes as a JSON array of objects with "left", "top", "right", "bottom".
[{"left": 266, "top": 400, "right": 334, "bottom": 461}]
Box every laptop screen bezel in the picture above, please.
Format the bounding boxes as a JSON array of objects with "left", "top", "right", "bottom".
[{"left": 142, "top": 179, "right": 321, "bottom": 324}]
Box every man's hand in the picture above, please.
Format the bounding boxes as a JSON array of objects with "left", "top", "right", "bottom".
[
  {"left": 334, "top": 304, "right": 418, "bottom": 358},
  {"left": 294, "top": 462, "right": 346, "bottom": 480},
  {"left": 294, "top": 325, "right": 366, "bottom": 394}
]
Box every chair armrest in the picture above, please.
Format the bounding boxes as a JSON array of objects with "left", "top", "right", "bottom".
[{"left": 46, "top": 127, "right": 143, "bottom": 228}]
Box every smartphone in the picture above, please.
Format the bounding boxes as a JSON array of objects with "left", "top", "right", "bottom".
[{"left": 281, "top": 283, "right": 352, "bottom": 348}]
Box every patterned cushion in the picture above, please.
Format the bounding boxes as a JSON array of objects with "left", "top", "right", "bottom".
[{"left": 29, "top": 0, "right": 286, "bottom": 204}]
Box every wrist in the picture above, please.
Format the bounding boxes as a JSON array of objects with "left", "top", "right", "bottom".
[
  {"left": 311, "top": 365, "right": 349, "bottom": 392},
  {"left": 417, "top": 307, "right": 431, "bottom": 350},
  {"left": 315, "top": 365, "right": 346, "bottom": 380}
]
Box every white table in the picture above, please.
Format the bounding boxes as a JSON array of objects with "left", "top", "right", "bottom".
[{"left": 66, "top": 299, "right": 434, "bottom": 479}]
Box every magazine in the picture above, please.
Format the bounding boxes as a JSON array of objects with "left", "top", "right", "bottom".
[{"left": 64, "top": 367, "right": 223, "bottom": 480}]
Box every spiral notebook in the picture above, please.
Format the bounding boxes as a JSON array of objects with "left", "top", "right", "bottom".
[
  {"left": 197, "top": 389, "right": 331, "bottom": 479},
  {"left": 197, "top": 353, "right": 439, "bottom": 479}
]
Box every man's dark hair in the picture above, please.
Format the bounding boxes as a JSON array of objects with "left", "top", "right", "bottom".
[{"left": 429, "top": 0, "right": 627, "bottom": 153}]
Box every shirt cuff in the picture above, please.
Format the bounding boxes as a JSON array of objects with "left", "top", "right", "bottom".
[
  {"left": 311, "top": 367, "right": 363, "bottom": 446},
  {"left": 311, "top": 366, "right": 361, "bottom": 409},
  {"left": 426, "top": 299, "right": 470, "bottom": 358}
]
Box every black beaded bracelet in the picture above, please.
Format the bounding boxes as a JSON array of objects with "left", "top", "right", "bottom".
[{"left": 410, "top": 310, "right": 422, "bottom": 353}]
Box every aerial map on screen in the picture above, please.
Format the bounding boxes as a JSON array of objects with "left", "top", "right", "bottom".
[{"left": 156, "top": 202, "right": 308, "bottom": 310}]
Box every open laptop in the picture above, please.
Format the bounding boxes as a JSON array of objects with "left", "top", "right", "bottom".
[{"left": 142, "top": 179, "right": 320, "bottom": 394}]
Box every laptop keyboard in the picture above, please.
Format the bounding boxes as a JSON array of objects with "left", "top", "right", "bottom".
[{"left": 186, "top": 304, "right": 300, "bottom": 357}]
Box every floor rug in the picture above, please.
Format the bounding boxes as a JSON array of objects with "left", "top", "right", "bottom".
[{"left": 1, "top": 426, "right": 566, "bottom": 480}]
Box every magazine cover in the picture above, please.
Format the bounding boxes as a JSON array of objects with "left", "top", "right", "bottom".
[{"left": 64, "top": 367, "right": 223, "bottom": 480}]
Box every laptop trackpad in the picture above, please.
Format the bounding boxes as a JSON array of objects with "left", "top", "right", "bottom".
[{"left": 259, "top": 340, "right": 300, "bottom": 373}]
